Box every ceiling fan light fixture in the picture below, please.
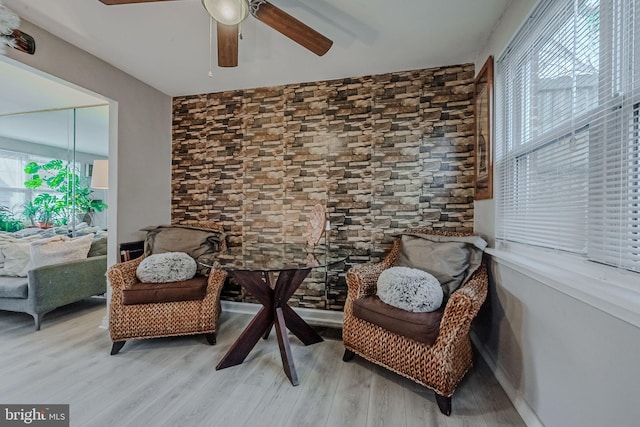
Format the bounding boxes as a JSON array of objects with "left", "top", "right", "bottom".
[{"left": 202, "top": 0, "right": 248, "bottom": 26}]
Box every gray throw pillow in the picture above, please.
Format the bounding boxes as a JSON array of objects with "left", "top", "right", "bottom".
[
  {"left": 377, "top": 266, "right": 443, "bottom": 312},
  {"left": 394, "top": 233, "right": 487, "bottom": 298},
  {"left": 88, "top": 235, "right": 108, "bottom": 257},
  {"left": 136, "top": 252, "right": 197, "bottom": 283},
  {"left": 143, "top": 225, "right": 224, "bottom": 274}
]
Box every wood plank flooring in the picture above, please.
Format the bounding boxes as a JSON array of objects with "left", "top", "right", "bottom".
[{"left": 0, "top": 300, "right": 525, "bottom": 427}]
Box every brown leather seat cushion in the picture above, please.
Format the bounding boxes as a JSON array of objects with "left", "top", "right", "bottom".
[
  {"left": 122, "top": 276, "right": 208, "bottom": 305},
  {"left": 352, "top": 295, "right": 444, "bottom": 345}
]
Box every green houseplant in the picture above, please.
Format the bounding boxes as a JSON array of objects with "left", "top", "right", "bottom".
[
  {"left": 0, "top": 205, "right": 24, "bottom": 232},
  {"left": 21, "top": 201, "right": 39, "bottom": 227},
  {"left": 23, "top": 194, "right": 62, "bottom": 228},
  {"left": 23, "top": 159, "right": 107, "bottom": 227}
]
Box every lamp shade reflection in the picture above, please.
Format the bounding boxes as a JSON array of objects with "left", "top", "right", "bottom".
[{"left": 91, "top": 159, "right": 109, "bottom": 189}]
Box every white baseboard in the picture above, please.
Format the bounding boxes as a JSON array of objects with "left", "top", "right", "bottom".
[
  {"left": 99, "top": 315, "right": 108, "bottom": 330},
  {"left": 471, "top": 332, "right": 544, "bottom": 427},
  {"left": 221, "top": 301, "right": 344, "bottom": 328}
]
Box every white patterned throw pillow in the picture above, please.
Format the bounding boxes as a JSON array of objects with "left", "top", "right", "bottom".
[
  {"left": 30, "top": 234, "right": 94, "bottom": 270},
  {"left": 376, "top": 266, "right": 443, "bottom": 312},
  {"left": 136, "top": 252, "right": 197, "bottom": 283}
]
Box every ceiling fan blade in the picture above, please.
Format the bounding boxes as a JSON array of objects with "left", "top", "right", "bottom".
[
  {"left": 253, "top": 2, "right": 333, "bottom": 56},
  {"left": 98, "top": 0, "right": 179, "bottom": 5},
  {"left": 217, "top": 23, "right": 239, "bottom": 67}
]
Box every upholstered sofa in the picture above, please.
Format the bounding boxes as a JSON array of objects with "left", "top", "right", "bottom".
[
  {"left": 0, "top": 227, "right": 108, "bottom": 330},
  {"left": 0, "top": 254, "right": 107, "bottom": 330}
]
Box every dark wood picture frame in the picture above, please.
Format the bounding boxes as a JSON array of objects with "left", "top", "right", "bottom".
[{"left": 474, "top": 56, "right": 494, "bottom": 200}]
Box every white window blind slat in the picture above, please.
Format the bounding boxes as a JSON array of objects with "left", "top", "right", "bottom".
[{"left": 496, "top": 0, "right": 640, "bottom": 273}]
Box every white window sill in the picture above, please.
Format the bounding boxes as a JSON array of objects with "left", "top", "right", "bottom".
[{"left": 486, "top": 243, "right": 640, "bottom": 329}]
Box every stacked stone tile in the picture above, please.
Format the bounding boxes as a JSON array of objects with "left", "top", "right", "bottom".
[{"left": 172, "top": 63, "right": 475, "bottom": 310}]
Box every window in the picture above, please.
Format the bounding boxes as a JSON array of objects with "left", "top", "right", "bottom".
[
  {"left": 0, "top": 149, "right": 96, "bottom": 227},
  {"left": 0, "top": 150, "right": 57, "bottom": 212},
  {"left": 496, "top": 0, "right": 640, "bottom": 272},
  {"left": 0, "top": 152, "right": 29, "bottom": 208}
]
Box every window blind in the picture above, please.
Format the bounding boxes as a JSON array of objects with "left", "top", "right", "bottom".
[{"left": 496, "top": 0, "right": 640, "bottom": 272}]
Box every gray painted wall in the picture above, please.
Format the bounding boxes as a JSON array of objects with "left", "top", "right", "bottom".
[
  {"left": 4, "top": 19, "right": 172, "bottom": 265},
  {"left": 474, "top": 1, "right": 640, "bottom": 426},
  {"left": 475, "top": 258, "right": 640, "bottom": 427}
]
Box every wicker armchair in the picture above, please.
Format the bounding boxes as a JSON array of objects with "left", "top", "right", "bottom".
[
  {"left": 107, "top": 223, "right": 227, "bottom": 355},
  {"left": 342, "top": 229, "right": 488, "bottom": 416}
]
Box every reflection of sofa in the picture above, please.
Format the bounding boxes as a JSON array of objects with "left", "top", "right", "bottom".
[
  {"left": 0, "top": 255, "right": 107, "bottom": 330},
  {"left": 0, "top": 225, "right": 108, "bottom": 330}
]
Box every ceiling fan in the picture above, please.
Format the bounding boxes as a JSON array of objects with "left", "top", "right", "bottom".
[{"left": 98, "top": 0, "right": 333, "bottom": 68}]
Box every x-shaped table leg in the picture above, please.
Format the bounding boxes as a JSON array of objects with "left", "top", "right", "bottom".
[{"left": 216, "top": 268, "right": 323, "bottom": 385}]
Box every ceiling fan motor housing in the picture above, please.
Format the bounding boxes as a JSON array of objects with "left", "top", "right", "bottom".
[{"left": 202, "top": 0, "right": 249, "bottom": 25}]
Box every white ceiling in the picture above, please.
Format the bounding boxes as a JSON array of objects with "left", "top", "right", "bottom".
[
  {"left": 2, "top": 0, "right": 511, "bottom": 97},
  {"left": 0, "top": 0, "right": 510, "bottom": 158}
]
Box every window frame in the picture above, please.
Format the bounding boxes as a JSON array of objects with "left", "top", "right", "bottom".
[{"left": 495, "top": 0, "right": 640, "bottom": 273}]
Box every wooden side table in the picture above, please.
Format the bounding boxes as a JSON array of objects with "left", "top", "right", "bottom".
[{"left": 209, "top": 244, "right": 347, "bottom": 386}]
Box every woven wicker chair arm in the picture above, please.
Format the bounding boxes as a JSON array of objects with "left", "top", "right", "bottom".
[
  {"left": 433, "top": 290, "right": 474, "bottom": 352},
  {"left": 206, "top": 268, "right": 228, "bottom": 294},
  {"left": 346, "top": 261, "right": 388, "bottom": 299},
  {"left": 106, "top": 256, "right": 145, "bottom": 292},
  {"left": 433, "top": 263, "right": 488, "bottom": 353},
  {"left": 458, "top": 263, "right": 489, "bottom": 311}
]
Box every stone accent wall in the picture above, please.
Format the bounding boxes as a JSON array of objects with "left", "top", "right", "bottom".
[{"left": 172, "top": 63, "right": 475, "bottom": 310}]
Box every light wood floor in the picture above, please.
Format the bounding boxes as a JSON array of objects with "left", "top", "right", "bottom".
[{"left": 0, "top": 300, "right": 525, "bottom": 427}]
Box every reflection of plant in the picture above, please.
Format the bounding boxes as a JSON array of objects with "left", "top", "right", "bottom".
[
  {"left": 21, "top": 201, "right": 39, "bottom": 227},
  {"left": 0, "top": 205, "right": 24, "bottom": 232},
  {"left": 22, "top": 195, "right": 62, "bottom": 227},
  {"left": 23, "top": 159, "right": 107, "bottom": 226},
  {"left": 26, "top": 194, "right": 62, "bottom": 227}
]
